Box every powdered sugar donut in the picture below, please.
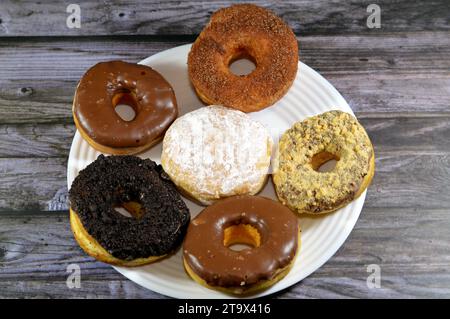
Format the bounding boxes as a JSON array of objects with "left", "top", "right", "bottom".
[{"left": 161, "top": 105, "right": 272, "bottom": 205}]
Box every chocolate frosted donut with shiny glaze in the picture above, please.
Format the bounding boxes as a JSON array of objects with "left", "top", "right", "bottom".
[
  {"left": 183, "top": 195, "right": 300, "bottom": 294},
  {"left": 73, "top": 60, "right": 178, "bottom": 154}
]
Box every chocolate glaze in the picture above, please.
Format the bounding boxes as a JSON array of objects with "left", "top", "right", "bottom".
[
  {"left": 69, "top": 155, "right": 190, "bottom": 260},
  {"left": 73, "top": 61, "right": 177, "bottom": 148},
  {"left": 183, "top": 195, "right": 299, "bottom": 287}
]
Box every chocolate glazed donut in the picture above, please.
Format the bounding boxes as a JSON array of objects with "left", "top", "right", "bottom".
[
  {"left": 183, "top": 195, "right": 300, "bottom": 294},
  {"left": 69, "top": 155, "right": 190, "bottom": 267},
  {"left": 73, "top": 61, "right": 178, "bottom": 154}
]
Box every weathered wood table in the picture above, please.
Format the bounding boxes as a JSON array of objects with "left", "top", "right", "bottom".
[{"left": 0, "top": 0, "right": 449, "bottom": 298}]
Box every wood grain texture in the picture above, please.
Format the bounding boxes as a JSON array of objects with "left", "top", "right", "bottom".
[
  {"left": 1, "top": 150, "right": 449, "bottom": 212},
  {"left": 1, "top": 207, "right": 449, "bottom": 298},
  {"left": 0, "top": 0, "right": 448, "bottom": 37},
  {"left": 3, "top": 116, "right": 450, "bottom": 158},
  {"left": 0, "top": 32, "right": 449, "bottom": 125},
  {"left": 2, "top": 116, "right": 450, "bottom": 211},
  {"left": 1, "top": 117, "right": 450, "bottom": 159},
  {"left": 0, "top": 100, "right": 450, "bottom": 212},
  {"left": 0, "top": 124, "right": 75, "bottom": 158},
  {"left": 0, "top": 0, "right": 448, "bottom": 299},
  {"left": 0, "top": 158, "right": 67, "bottom": 211}
]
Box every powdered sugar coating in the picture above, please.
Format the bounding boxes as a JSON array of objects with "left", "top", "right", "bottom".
[{"left": 161, "top": 105, "right": 272, "bottom": 204}]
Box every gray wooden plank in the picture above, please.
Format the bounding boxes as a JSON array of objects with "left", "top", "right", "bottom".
[
  {"left": 0, "top": 280, "right": 164, "bottom": 298},
  {"left": 0, "top": 0, "right": 448, "bottom": 37},
  {"left": 1, "top": 207, "right": 449, "bottom": 298},
  {"left": 1, "top": 116, "right": 449, "bottom": 211},
  {"left": 330, "top": 73, "right": 450, "bottom": 115},
  {"left": 0, "top": 32, "right": 449, "bottom": 124},
  {"left": 0, "top": 158, "right": 67, "bottom": 211},
  {"left": 361, "top": 117, "right": 450, "bottom": 154},
  {"left": 3, "top": 74, "right": 448, "bottom": 123},
  {"left": 1, "top": 117, "right": 450, "bottom": 158},
  {"left": 0, "top": 124, "right": 75, "bottom": 158},
  {"left": 1, "top": 32, "right": 448, "bottom": 82},
  {"left": 0, "top": 280, "right": 167, "bottom": 298},
  {"left": 0, "top": 38, "right": 183, "bottom": 81},
  {"left": 0, "top": 150, "right": 449, "bottom": 212},
  {"left": 368, "top": 153, "right": 450, "bottom": 209}
]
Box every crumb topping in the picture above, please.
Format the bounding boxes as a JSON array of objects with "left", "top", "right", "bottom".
[{"left": 273, "top": 110, "right": 374, "bottom": 213}]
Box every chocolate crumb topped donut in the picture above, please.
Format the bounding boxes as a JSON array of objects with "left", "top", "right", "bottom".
[
  {"left": 188, "top": 4, "right": 298, "bottom": 112},
  {"left": 273, "top": 110, "right": 375, "bottom": 215},
  {"left": 69, "top": 155, "right": 190, "bottom": 266},
  {"left": 183, "top": 195, "right": 300, "bottom": 295}
]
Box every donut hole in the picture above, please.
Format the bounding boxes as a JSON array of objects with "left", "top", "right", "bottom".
[
  {"left": 112, "top": 89, "right": 137, "bottom": 122},
  {"left": 228, "top": 49, "right": 257, "bottom": 76},
  {"left": 114, "top": 201, "right": 145, "bottom": 219},
  {"left": 115, "top": 104, "right": 136, "bottom": 122},
  {"left": 223, "top": 224, "right": 261, "bottom": 251},
  {"left": 311, "top": 151, "right": 340, "bottom": 172}
]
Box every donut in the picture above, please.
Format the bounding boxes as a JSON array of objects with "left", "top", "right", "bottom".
[
  {"left": 183, "top": 195, "right": 300, "bottom": 295},
  {"left": 188, "top": 4, "right": 298, "bottom": 112},
  {"left": 161, "top": 105, "right": 273, "bottom": 205},
  {"left": 69, "top": 155, "right": 190, "bottom": 266},
  {"left": 73, "top": 60, "right": 178, "bottom": 155},
  {"left": 273, "top": 110, "right": 375, "bottom": 214}
]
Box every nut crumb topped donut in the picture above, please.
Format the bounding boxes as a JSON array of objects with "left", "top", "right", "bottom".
[
  {"left": 273, "top": 110, "right": 375, "bottom": 214},
  {"left": 188, "top": 4, "right": 298, "bottom": 112},
  {"left": 161, "top": 105, "right": 273, "bottom": 205}
]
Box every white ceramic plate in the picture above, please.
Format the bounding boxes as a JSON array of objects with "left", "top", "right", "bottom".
[{"left": 67, "top": 44, "right": 366, "bottom": 299}]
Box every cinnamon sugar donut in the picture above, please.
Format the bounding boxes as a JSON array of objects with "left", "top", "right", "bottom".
[
  {"left": 161, "top": 105, "right": 273, "bottom": 205},
  {"left": 188, "top": 4, "right": 298, "bottom": 112},
  {"left": 273, "top": 110, "right": 375, "bottom": 215}
]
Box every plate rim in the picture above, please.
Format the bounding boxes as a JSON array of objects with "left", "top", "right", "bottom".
[{"left": 67, "top": 43, "right": 366, "bottom": 299}]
